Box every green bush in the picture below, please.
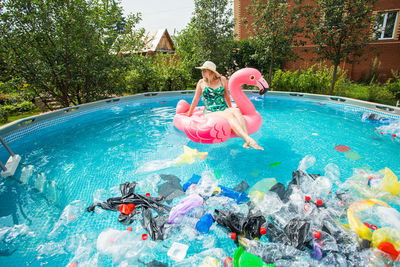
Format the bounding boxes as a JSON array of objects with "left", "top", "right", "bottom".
[
  {"left": 1, "top": 105, "right": 16, "bottom": 114},
  {"left": 0, "top": 107, "right": 9, "bottom": 123},
  {"left": 271, "top": 64, "right": 397, "bottom": 106},
  {"left": 121, "top": 54, "right": 192, "bottom": 94},
  {"left": 17, "top": 101, "right": 36, "bottom": 112},
  {"left": 272, "top": 64, "right": 346, "bottom": 94}
]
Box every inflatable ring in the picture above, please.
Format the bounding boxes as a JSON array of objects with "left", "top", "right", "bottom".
[
  {"left": 347, "top": 198, "right": 400, "bottom": 253},
  {"left": 173, "top": 68, "right": 269, "bottom": 143}
]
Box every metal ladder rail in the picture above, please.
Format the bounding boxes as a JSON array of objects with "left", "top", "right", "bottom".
[{"left": 0, "top": 136, "right": 21, "bottom": 177}]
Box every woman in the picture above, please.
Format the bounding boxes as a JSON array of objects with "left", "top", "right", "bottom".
[{"left": 186, "top": 61, "right": 263, "bottom": 150}]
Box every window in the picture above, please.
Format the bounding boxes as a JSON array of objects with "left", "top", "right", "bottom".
[{"left": 374, "top": 11, "right": 398, "bottom": 40}]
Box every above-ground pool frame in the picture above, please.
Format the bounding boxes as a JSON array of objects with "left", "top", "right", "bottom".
[{"left": 0, "top": 90, "right": 399, "bottom": 145}]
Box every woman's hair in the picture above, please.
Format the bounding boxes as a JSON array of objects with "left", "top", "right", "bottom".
[{"left": 203, "top": 70, "right": 221, "bottom": 85}]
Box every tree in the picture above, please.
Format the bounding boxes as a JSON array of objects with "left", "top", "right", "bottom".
[
  {"left": 246, "top": 0, "right": 304, "bottom": 85},
  {"left": 174, "top": 0, "right": 234, "bottom": 78},
  {"left": 0, "top": 0, "right": 143, "bottom": 108},
  {"left": 307, "top": 0, "right": 376, "bottom": 93}
]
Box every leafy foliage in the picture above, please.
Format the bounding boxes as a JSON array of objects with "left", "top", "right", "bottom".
[
  {"left": 306, "top": 0, "right": 377, "bottom": 92},
  {"left": 174, "top": 0, "right": 234, "bottom": 80},
  {"left": 0, "top": 0, "right": 143, "bottom": 108},
  {"left": 246, "top": 0, "right": 305, "bottom": 84}
]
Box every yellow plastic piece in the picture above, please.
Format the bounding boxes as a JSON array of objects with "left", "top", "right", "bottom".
[
  {"left": 174, "top": 146, "right": 208, "bottom": 165},
  {"left": 347, "top": 199, "right": 390, "bottom": 241},
  {"left": 213, "top": 186, "right": 221, "bottom": 195},
  {"left": 372, "top": 227, "right": 400, "bottom": 250},
  {"left": 383, "top": 167, "right": 400, "bottom": 196},
  {"left": 249, "top": 190, "right": 265, "bottom": 202},
  {"left": 198, "top": 256, "right": 219, "bottom": 267}
]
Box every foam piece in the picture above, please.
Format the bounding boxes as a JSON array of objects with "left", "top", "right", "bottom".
[{"left": 167, "top": 242, "right": 188, "bottom": 261}]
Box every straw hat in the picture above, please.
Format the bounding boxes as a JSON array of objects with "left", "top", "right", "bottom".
[{"left": 195, "top": 61, "right": 221, "bottom": 77}]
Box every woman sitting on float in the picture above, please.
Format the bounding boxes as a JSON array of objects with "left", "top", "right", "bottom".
[{"left": 173, "top": 61, "right": 268, "bottom": 149}]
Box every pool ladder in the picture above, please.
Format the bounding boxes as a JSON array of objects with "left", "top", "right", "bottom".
[{"left": 0, "top": 137, "right": 21, "bottom": 178}]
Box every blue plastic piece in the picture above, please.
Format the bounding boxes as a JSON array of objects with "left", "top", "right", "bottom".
[
  {"left": 196, "top": 213, "right": 214, "bottom": 233},
  {"left": 219, "top": 186, "right": 250, "bottom": 203},
  {"left": 183, "top": 174, "right": 201, "bottom": 192}
]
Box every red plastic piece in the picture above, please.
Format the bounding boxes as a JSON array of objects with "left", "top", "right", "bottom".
[
  {"left": 119, "top": 204, "right": 136, "bottom": 215},
  {"left": 145, "top": 193, "right": 151, "bottom": 197},
  {"left": 69, "top": 262, "right": 77, "bottom": 267},
  {"left": 377, "top": 241, "right": 400, "bottom": 261},
  {"left": 393, "top": 134, "right": 397, "bottom": 138},
  {"left": 223, "top": 256, "right": 233, "bottom": 267},
  {"left": 380, "top": 132, "right": 384, "bottom": 135},
  {"left": 142, "top": 233, "right": 148, "bottom": 240},
  {"left": 127, "top": 227, "right": 133, "bottom": 232},
  {"left": 370, "top": 224, "right": 378, "bottom": 231},
  {"left": 260, "top": 227, "right": 267, "bottom": 235},
  {"left": 230, "top": 232, "right": 237, "bottom": 240},
  {"left": 363, "top": 222, "right": 370, "bottom": 228},
  {"left": 316, "top": 199, "right": 323, "bottom": 206},
  {"left": 334, "top": 145, "right": 350, "bottom": 152},
  {"left": 305, "top": 195, "right": 311, "bottom": 202},
  {"left": 314, "top": 231, "right": 321, "bottom": 239}
]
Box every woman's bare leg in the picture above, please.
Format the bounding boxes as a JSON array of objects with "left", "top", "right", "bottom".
[{"left": 206, "top": 111, "right": 263, "bottom": 150}]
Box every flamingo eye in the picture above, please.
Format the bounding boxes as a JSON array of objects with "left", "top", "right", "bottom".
[{"left": 250, "top": 75, "right": 255, "bottom": 80}]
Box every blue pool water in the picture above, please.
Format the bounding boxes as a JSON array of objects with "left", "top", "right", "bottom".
[{"left": 0, "top": 94, "right": 399, "bottom": 266}]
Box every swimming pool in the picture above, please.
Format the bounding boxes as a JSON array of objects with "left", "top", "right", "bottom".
[{"left": 0, "top": 92, "right": 399, "bottom": 266}]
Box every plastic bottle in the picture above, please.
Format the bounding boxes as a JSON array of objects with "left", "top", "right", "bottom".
[
  {"left": 218, "top": 186, "right": 250, "bottom": 203},
  {"left": 168, "top": 194, "right": 203, "bottom": 223},
  {"left": 196, "top": 213, "right": 214, "bottom": 234}
]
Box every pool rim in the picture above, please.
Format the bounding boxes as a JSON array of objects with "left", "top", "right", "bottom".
[{"left": 0, "top": 90, "right": 399, "bottom": 139}]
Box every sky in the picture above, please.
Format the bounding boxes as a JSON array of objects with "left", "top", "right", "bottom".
[{"left": 119, "top": 0, "right": 195, "bottom": 35}]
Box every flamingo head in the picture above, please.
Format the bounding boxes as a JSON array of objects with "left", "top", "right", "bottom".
[{"left": 231, "top": 68, "right": 269, "bottom": 95}]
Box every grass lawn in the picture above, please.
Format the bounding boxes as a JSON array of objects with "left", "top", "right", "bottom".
[{"left": 1, "top": 110, "right": 42, "bottom": 127}]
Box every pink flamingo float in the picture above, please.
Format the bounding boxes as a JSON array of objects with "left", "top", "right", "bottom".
[{"left": 173, "top": 68, "right": 269, "bottom": 143}]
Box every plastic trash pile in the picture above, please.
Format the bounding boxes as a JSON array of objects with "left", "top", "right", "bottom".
[{"left": 86, "top": 156, "right": 400, "bottom": 266}]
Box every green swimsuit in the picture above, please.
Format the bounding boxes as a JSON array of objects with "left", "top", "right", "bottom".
[{"left": 202, "top": 79, "right": 229, "bottom": 113}]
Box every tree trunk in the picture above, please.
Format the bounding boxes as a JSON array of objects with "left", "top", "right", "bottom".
[
  {"left": 268, "top": 53, "right": 274, "bottom": 86},
  {"left": 330, "top": 63, "right": 338, "bottom": 95}
]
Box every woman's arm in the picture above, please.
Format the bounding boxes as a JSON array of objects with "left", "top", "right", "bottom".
[
  {"left": 222, "top": 76, "right": 232, "bottom": 108},
  {"left": 187, "top": 80, "right": 203, "bottom": 116}
]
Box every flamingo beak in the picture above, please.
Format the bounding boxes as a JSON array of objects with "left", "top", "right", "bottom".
[{"left": 257, "top": 77, "right": 269, "bottom": 95}]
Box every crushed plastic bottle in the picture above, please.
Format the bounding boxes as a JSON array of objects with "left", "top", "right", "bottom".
[{"left": 298, "top": 155, "right": 316, "bottom": 172}]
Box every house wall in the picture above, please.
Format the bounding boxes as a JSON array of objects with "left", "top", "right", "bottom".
[{"left": 234, "top": 0, "right": 400, "bottom": 82}]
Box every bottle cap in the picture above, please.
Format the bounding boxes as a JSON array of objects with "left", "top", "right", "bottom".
[
  {"left": 260, "top": 227, "right": 267, "bottom": 235},
  {"left": 127, "top": 227, "right": 133, "bottom": 231},
  {"left": 305, "top": 195, "right": 311, "bottom": 202},
  {"left": 316, "top": 199, "right": 323, "bottom": 206},
  {"left": 145, "top": 193, "right": 151, "bottom": 197},
  {"left": 142, "top": 233, "right": 148, "bottom": 240},
  {"left": 230, "top": 232, "right": 236, "bottom": 240},
  {"left": 314, "top": 231, "right": 321, "bottom": 239}
]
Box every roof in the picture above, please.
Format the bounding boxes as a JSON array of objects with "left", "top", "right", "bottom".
[{"left": 141, "top": 29, "right": 175, "bottom": 53}]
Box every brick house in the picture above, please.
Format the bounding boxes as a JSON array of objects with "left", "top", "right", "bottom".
[{"left": 234, "top": 0, "right": 400, "bottom": 82}]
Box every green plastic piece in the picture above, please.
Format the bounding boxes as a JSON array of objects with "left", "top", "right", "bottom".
[
  {"left": 248, "top": 178, "right": 277, "bottom": 196},
  {"left": 214, "top": 169, "right": 222, "bottom": 179},
  {"left": 344, "top": 151, "right": 362, "bottom": 161},
  {"left": 233, "top": 247, "right": 270, "bottom": 267},
  {"left": 268, "top": 162, "right": 281, "bottom": 167}
]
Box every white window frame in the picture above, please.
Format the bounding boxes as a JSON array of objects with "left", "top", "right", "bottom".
[{"left": 376, "top": 11, "right": 398, "bottom": 40}]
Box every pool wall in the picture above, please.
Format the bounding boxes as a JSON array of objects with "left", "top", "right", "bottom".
[{"left": 0, "top": 90, "right": 399, "bottom": 144}]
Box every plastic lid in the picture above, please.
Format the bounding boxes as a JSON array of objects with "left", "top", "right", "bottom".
[
  {"left": 314, "top": 231, "right": 321, "bottom": 239},
  {"left": 260, "top": 227, "right": 267, "bottom": 235},
  {"left": 231, "top": 232, "right": 237, "bottom": 240}
]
